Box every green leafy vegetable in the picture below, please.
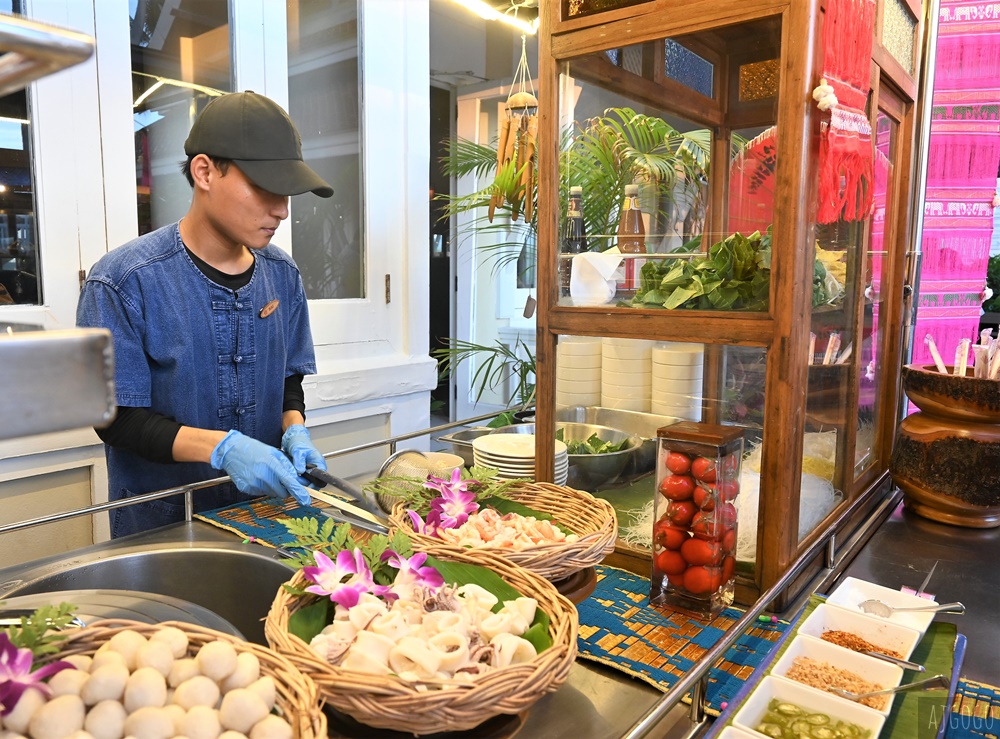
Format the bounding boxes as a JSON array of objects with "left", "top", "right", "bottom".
[
  {"left": 555, "top": 428, "right": 629, "bottom": 455},
  {"left": 2, "top": 602, "right": 78, "bottom": 659}
]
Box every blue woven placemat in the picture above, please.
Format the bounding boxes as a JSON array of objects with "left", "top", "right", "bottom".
[
  {"left": 577, "top": 565, "right": 789, "bottom": 715},
  {"left": 947, "top": 678, "right": 1000, "bottom": 739},
  {"left": 195, "top": 496, "right": 326, "bottom": 548}
]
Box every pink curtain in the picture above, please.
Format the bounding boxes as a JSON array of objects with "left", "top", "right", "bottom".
[{"left": 913, "top": 1, "right": 1000, "bottom": 367}]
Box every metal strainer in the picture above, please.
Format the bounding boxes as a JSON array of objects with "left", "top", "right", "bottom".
[{"left": 374, "top": 449, "right": 465, "bottom": 513}]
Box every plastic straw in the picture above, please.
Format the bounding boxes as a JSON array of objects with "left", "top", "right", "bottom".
[
  {"left": 972, "top": 345, "right": 989, "bottom": 379},
  {"left": 989, "top": 344, "right": 1000, "bottom": 379},
  {"left": 808, "top": 332, "right": 816, "bottom": 365},
  {"left": 981, "top": 328, "right": 994, "bottom": 347},
  {"left": 954, "top": 338, "right": 970, "bottom": 377},
  {"left": 924, "top": 334, "right": 948, "bottom": 374},
  {"left": 823, "top": 332, "right": 840, "bottom": 365},
  {"left": 835, "top": 342, "right": 853, "bottom": 364}
]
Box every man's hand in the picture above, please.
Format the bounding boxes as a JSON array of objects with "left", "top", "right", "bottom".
[
  {"left": 281, "top": 424, "right": 327, "bottom": 473},
  {"left": 211, "top": 430, "right": 311, "bottom": 505}
]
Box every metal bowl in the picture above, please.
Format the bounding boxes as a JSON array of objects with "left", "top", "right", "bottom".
[
  {"left": 436, "top": 427, "right": 494, "bottom": 468},
  {"left": 489, "top": 422, "right": 641, "bottom": 491}
]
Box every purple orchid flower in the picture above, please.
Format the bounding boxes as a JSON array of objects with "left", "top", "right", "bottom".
[
  {"left": 381, "top": 550, "right": 445, "bottom": 596},
  {"left": 0, "top": 633, "right": 74, "bottom": 716},
  {"left": 406, "top": 509, "right": 437, "bottom": 537},
  {"left": 423, "top": 469, "right": 479, "bottom": 530},
  {"left": 301, "top": 549, "right": 376, "bottom": 610}
]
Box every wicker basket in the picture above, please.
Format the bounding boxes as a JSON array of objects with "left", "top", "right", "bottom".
[
  {"left": 388, "top": 481, "right": 618, "bottom": 581},
  {"left": 50, "top": 619, "right": 326, "bottom": 739},
  {"left": 265, "top": 550, "right": 578, "bottom": 735}
]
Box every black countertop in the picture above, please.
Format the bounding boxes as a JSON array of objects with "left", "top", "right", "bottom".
[{"left": 831, "top": 501, "right": 1000, "bottom": 685}]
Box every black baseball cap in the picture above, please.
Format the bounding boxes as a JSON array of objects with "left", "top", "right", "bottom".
[{"left": 184, "top": 91, "right": 334, "bottom": 198}]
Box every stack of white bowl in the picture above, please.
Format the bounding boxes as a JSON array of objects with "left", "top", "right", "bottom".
[
  {"left": 555, "top": 336, "right": 602, "bottom": 408},
  {"left": 601, "top": 338, "right": 654, "bottom": 412},
  {"left": 651, "top": 342, "right": 704, "bottom": 420},
  {"left": 472, "top": 433, "right": 569, "bottom": 485}
]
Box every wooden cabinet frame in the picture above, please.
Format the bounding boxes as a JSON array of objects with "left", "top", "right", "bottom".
[{"left": 534, "top": 0, "right": 924, "bottom": 602}]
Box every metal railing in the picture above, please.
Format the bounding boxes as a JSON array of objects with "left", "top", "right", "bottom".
[{"left": 0, "top": 407, "right": 515, "bottom": 537}]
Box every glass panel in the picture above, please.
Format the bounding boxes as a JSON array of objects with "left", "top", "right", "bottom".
[
  {"left": 566, "top": 0, "right": 651, "bottom": 19},
  {"left": 554, "top": 336, "right": 762, "bottom": 578},
  {"left": 856, "top": 112, "right": 898, "bottom": 477},
  {"left": 131, "top": 0, "right": 232, "bottom": 234},
  {"left": 286, "top": 0, "right": 364, "bottom": 299},
  {"left": 0, "top": 1, "right": 40, "bottom": 307},
  {"left": 664, "top": 39, "right": 713, "bottom": 99},
  {"left": 738, "top": 59, "right": 780, "bottom": 102},
  {"left": 556, "top": 18, "right": 781, "bottom": 312},
  {"left": 882, "top": 0, "right": 917, "bottom": 75}
]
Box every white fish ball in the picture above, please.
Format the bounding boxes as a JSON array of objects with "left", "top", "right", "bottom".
[
  {"left": 65, "top": 732, "right": 96, "bottom": 739},
  {"left": 84, "top": 700, "right": 127, "bottom": 739},
  {"left": 49, "top": 667, "right": 90, "bottom": 697},
  {"left": 124, "top": 667, "right": 168, "bottom": 713},
  {"left": 91, "top": 650, "right": 129, "bottom": 672},
  {"left": 81, "top": 664, "right": 130, "bottom": 705},
  {"left": 218, "top": 733, "right": 248, "bottom": 739},
  {"left": 247, "top": 716, "right": 291, "bottom": 739},
  {"left": 64, "top": 655, "right": 93, "bottom": 672},
  {"left": 172, "top": 676, "right": 220, "bottom": 711},
  {"left": 28, "top": 694, "right": 85, "bottom": 739},
  {"left": 123, "top": 707, "right": 174, "bottom": 739},
  {"left": 218, "top": 690, "right": 267, "bottom": 734},
  {"left": 136, "top": 641, "right": 175, "bottom": 678},
  {"left": 219, "top": 653, "right": 259, "bottom": 693},
  {"left": 243, "top": 678, "right": 275, "bottom": 712},
  {"left": 4, "top": 687, "right": 44, "bottom": 735},
  {"left": 168, "top": 659, "right": 199, "bottom": 688},
  {"left": 194, "top": 642, "right": 237, "bottom": 682},
  {"left": 149, "top": 627, "right": 189, "bottom": 659},
  {"left": 162, "top": 705, "right": 185, "bottom": 736},
  {"left": 107, "top": 630, "right": 148, "bottom": 670},
  {"left": 181, "top": 706, "right": 221, "bottom": 739}
]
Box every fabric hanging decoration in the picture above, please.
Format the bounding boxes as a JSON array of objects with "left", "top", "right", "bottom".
[{"left": 815, "top": 0, "right": 877, "bottom": 224}]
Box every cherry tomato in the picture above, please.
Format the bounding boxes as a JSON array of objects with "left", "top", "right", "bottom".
[
  {"left": 658, "top": 474, "right": 695, "bottom": 501},
  {"left": 680, "top": 537, "right": 724, "bottom": 567},
  {"left": 690, "top": 510, "right": 720, "bottom": 539},
  {"left": 716, "top": 480, "right": 740, "bottom": 502},
  {"left": 721, "top": 555, "right": 736, "bottom": 584},
  {"left": 654, "top": 518, "right": 688, "bottom": 550},
  {"left": 654, "top": 549, "right": 687, "bottom": 576},
  {"left": 664, "top": 451, "right": 692, "bottom": 475},
  {"left": 666, "top": 572, "right": 685, "bottom": 588},
  {"left": 693, "top": 484, "right": 716, "bottom": 511},
  {"left": 721, "top": 527, "right": 736, "bottom": 553},
  {"left": 666, "top": 500, "right": 697, "bottom": 527},
  {"left": 715, "top": 502, "right": 737, "bottom": 529},
  {"left": 683, "top": 565, "right": 723, "bottom": 595},
  {"left": 691, "top": 457, "right": 717, "bottom": 483}
]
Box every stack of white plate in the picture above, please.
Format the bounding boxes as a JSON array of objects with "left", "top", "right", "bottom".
[
  {"left": 651, "top": 342, "right": 704, "bottom": 419},
  {"left": 556, "top": 336, "right": 602, "bottom": 408},
  {"left": 472, "top": 433, "right": 569, "bottom": 484},
  {"left": 601, "top": 338, "right": 653, "bottom": 412}
]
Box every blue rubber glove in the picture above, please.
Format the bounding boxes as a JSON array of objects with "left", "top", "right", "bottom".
[
  {"left": 211, "top": 430, "right": 312, "bottom": 505},
  {"left": 281, "top": 424, "right": 327, "bottom": 474}
]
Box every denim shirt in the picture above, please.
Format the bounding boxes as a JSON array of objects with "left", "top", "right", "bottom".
[{"left": 77, "top": 223, "right": 316, "bottom": 536}]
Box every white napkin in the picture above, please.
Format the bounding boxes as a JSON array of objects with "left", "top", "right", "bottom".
[{"left": 569, "top": 248, "right": 623, "bottom": 305}]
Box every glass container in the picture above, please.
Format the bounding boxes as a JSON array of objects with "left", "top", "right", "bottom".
[{"left": 651, "top": 421, "right": 744, "bottom": 617}]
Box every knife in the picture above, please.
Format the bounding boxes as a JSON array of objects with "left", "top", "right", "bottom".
[
  {"left": 302, "top": 465, "right": 385, "bottom": 518},
  {"left": 306, "top": 487, "right": 389, "bottom": 535}
]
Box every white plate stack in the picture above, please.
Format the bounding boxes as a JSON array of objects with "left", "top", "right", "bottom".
[
  {"left": 601, "top": 338, "right": 654, "bottom": 412},
  {"left": 651, "top": 342, "right": 704, "bottom": 420},
  {"left": 472, "top": 433, "right": 569, "bottom": 485},
  {"left": 556, "top": 336, "right": 602, "bottom": 408}
]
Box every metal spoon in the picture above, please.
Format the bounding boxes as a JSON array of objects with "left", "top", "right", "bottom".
[
  {"left": 830, "top": 674, "right": 950, "bottom": 702},
  {"left": 857, "top": 599, "right": 965, "bottom": 618},
  {"left": 861, "top": 650, "right": 925, "bottom": 672}
]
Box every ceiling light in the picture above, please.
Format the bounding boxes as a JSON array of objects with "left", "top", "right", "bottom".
[{"left": 450, "top": 0, "right": 539, "bottom": 35}]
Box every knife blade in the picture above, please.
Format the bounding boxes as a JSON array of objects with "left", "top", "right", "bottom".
[{"left": 306, "top": 487, "right": 388, "bottom": 532}]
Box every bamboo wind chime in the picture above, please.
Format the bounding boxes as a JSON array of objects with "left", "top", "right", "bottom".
[{"left": 489, "top": 34, "right": 538, "bottom": 224}]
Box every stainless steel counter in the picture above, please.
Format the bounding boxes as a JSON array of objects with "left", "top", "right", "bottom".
[{"left": 830, "top": 501, "right": 1000, "bottom": 684}]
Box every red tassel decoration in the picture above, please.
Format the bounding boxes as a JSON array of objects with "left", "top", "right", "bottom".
[{"left": 816, "top": 0, "right": 877, "bottom": 224}]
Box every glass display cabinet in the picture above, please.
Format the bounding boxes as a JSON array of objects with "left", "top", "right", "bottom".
[{"left": 533, "top": 0, "right": 925, "bottom": 604}]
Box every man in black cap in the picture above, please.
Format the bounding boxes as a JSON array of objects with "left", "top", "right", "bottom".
[{"left": 78, "top": 91, "right": 333, "bottom": 538}]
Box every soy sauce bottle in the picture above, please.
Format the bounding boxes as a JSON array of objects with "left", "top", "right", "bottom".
[
  {"left": 617, "top": 184, "right": 645, "bottom": 292},
  {"left": 560, "top": 186, "right": 588, "bottom": 297}
]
